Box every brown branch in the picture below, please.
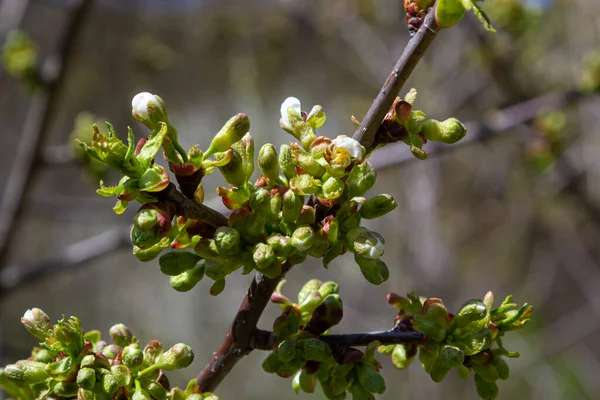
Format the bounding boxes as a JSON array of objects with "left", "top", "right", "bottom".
[
  {"left": 353, "top": 5, "right": 439, "bottom": 152},
  {"left": 251, "top": 328, "right": 424, "bottom": 351},
  {"left": 156, "top": 183, "right": 228, "bottom": 228},
  {"left": 369, "top": 89, "right": 594, "bottom": 171},
  {"left": 0, "top": 0, "right": 94, "bottom": 268}
]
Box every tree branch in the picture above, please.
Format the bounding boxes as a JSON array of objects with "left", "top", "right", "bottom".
[
  {"left": 353, "top": 5, "right": 439, "bottom": 152},
  {"left": 156, "top": 183, "right": 228, "bottom": 228},
  {"left": 251, "top": 328, "right": 424, "bottom": 351}
]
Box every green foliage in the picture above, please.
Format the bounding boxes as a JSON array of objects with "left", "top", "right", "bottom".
[
  {"left": 1, "top": 30, "right": 40, "bottom": 90},
  {"left": 0, "top": 309, "right": 217, "bottom": 400}
]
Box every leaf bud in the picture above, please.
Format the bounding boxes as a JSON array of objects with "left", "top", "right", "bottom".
[
  {"left": 54, "top": 316, "right": 84, "bottom": 358},
  {"left": 435, "top": 0, "right": 466, "bottom": 28},
  {"left": 203, "top": 113, "right": 250, "bottom": 159},
  {"left": 21, "top": 308, "right": 53, "bottom": 340},
  {"left": 421, "top": 118, "right": 466, "bottom": 144},
  {"left": 492, "top": 357, "right": 510, "bottom": 380},
  {"left": 109, "top": 323, "right": 135, "bottom": 347}
]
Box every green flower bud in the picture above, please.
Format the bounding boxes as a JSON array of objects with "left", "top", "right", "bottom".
[
  {"left": 347, "top": 161, "right": 376, "bottom": 198},
  {"left": 472, "top": 362, "right": 499, "bottom": 383},
  {"left": 492, "top": 357, "right": 510, "bottom": 380},
  {"left": 249, "top": 187, "right": 270, "bottom": 214},
  {"left": 455, "top": 300, "right": 488, "bottom": 328},
  {"left": 122, "top": 344, "right": 144, "bottom": 370},
  {"left": 3, "top": 361, "right": 49, "bottom": 384},
  {"left": 138, "top": 163, "right": 170, "bottom": 192},
  {"left": 266, "top": 234, "right": 293, "bottom": 258},
  {"left": 131, "top": 204, "right": 173, "bottom": 250},
  {"left": 253, "top": 243, "right": 276, "bottom": 270},
  {"left": 169, "top": 260, "right": 205, "bottom": 292},
  {"left": 54, "top": 381, "right": 80, "bottom": 397},
  {"left": 110, "top": 365, "right": 132, "bottom": 387},
  {"left": 355, "top": 256, "right": 389, "bottom": 285},
  {"left": 21, "top": 308, "right": 53, "bottom": 340},
  {"left": 429, "top": 360, "right": 451, "bottom": 383},
  {"left": 143, "top": 340, "right": 164, "bottom": 367},
  {"left": 357, "top": 363, "right": 386, "bottom": 394},
  {"left": 231, "top": 132, "right": 255, "bottom": 183},
  {"left": 277, "top": 340, "right": 297, "bottom": 363},
  {"left": 298, "top": 290, "right": 323, "bottom": 322},
  {"left": 279, "top": 144, "right": 297, "bottom": 181},
  {"left": 391, "top": 344, "right": 416, "bottom": 369},
  {"left": 291, "top": 226, "right": 314, "bottom": 252},
  {"left": 146, "top": 382, "right": 168, "bottom": 400},
  {"left": 423, "top": 298, "right": 452, "bottom": 329},
  {"left": 76, "top": 367, "right": 96, "bottom": 390},
  {"left": 54, "top": 316, "right": 84, "bottom": 358},
  {"left": 474, "top": 373, "right": 499, "bottom": 400},
  {"left": 133, "top": 387, "right": 153, "bottom": 400},
  {"left": 218, "top": 148, "right": 248, "bottom": 187},
  {"left": 455, "top": 329, "right": 493, "bottom": 356},
  {"left": 153, "top": 343, "right": 194, "bottom": 371},
  {"left": 318, "top": 281, "right": 339, "bottom": 298},
  {"left": 101, "top": 372, "right": 119, "bottom": 396},
  {"left": 413, "top": 316, "right": 447, "bottom": 343},
  {"left": 302, "top": 338, "right": 331, "bottom": 361},
  {"left": 109, "top": 323, "right": 135, "bottom": 347},
  {"left": 290, "top": 174, "right": 321, "bottom": 195},
  {"left": 305, "top": 294, "right": 343, "bottom": 335},
  {"left": 33, "top": 349, "right": 54, "bottom": 363},
  {"left": 421, "top": 118, "right": 466, "bottom": 144},
  {"left": 132, "top": 92, "right": 168, "bottom": 129},
  {"left": 438, "top": 345, "right": 465, "bottom": 368},
  {"left": 359, "top": 194, "right": 397, "bottom": 219},
  {"left": 194, "top": 238, "right": 219, "bottom": 259},
  {"left": 296, "top": 205, "right": 316, "bottom": 225},
  {"left": 282, "top": 189, "right": 304, "bottom": 223},
  {"left": 347, "top": 228, "right": 385, "bottom": 260},
  {"left": 435, "top": 0, "right": 466, "bottom": 28},
  {"left": 321, "top": 177, "right": 344, "bottom": 200},
  {"left": 102, "top": 344, "right": 122, "bottom": 360},
  {"left": 258, "top": 144, "right": 280, "bottom": 182},
  {"left": 203, "top": 113, "right": 250, "bottom": 159},
  {"left": 159, "top": 251, "right": 202, "bottom": 276},
  {"left": 210, "top": 279, "right": 226, "bottom": 296},
  {"left": 292, "top": 145, "right": 325, "bottom": 178},
  {"left": 298, "top": 279, "right": 322, "bottom": 303},
  {"left": 214, "top": 227, "right": 241, "bottom": 256}
]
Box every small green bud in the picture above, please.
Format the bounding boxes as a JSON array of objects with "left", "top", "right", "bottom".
[
  {"left": 33, "top": 349, "right": 54, "bottom": 363},
  {"left": 474, "top": 373, "right": 499, "bottom": 400},
  {"left": 357, "top": 364, "right": 386, "bottom": 394},
  {"left": 110, "top": 365, "right": 132, "bottom": 387},
  {"left": 262, "top": 351, "right": 283, "bottom": 374},
  {"left": 122, "top": 344, "right": 144, "bottom": 370},
  {"left": 492, "top": 357, "right": 510, "bottom": 380},
  {"left": 347, "top": 227, "right": 385, "bottom": 260},
  {"left": 101, "top": 373, "right": 119, "bottom": 396},
  {"left": 347, "top": 161, "right": 376, "bottom": 198},
  {"left": 159, "top": 251, "right": 202, "bottom": 276},
  {"left": 3, "top": 361, "right": 49, "bottom": 384},
  {"left": 318, "top": 281, "right": 339, "bottom": 298},
  {"left": 277, "top": 340, "right": 297, "bottom": 363},
  {"left": 146, "top": 382, "right": 168, "bottom": 400},
  {"left": 218, "top": 148, "right": 247, "bottom": 187},
  {"left": 455, "top": 300, "right": 488, "bottom": 328},
  {"left": 21, "top": 308, "right": 53, "bottom": 340},
  {"left": 360, "top": 194, "right": 397, "bottom": 219},
  {"left": 109, "top": 323, "right": 135, "bottom": 347},
  {"left": 435, "top": 0, "right": 467, "bottom": 28},
  {"left": 203, "top": 113, "right": 250, "bottom": 158},
  {"left": 132, "top": 92, "right": 168, "bottom": 129},
  {"left": 210, "top": 279, "right": 226, "bottom": 296},
  {"left": 298, "top": 279, "right": 322, "bottom": 303},
  {"left": 421, "top": 118, "right": 466, "bottom": 144},
  {"left": 54, "top": 316, "right": 84, "bottom": 358},
  {"left": 472, "top": 362, "right": 499, "bottom": 383},
  {"left": 279, "top": 144, "right": 297, "bottom": 181},
  {"left": 258, "top": 143, "right": 280, "bottom": 182},
  {"left": 76, "top": 367, "right": 96, "bottom": 390},
  {"left": 249, "top": 187, "right": 271, "bottom": 214},
  {"left": 266, "top": 234, "right": 293, "bottom": 258},
  {"left": 423, "top": 298, "right": 452, "bottom": 329},
  {"left": 169, "top": 260, "right": 205, "bottom": 292},
  {"left": 102, "top": 344, "right": 122, "bottom": 360},
  {"left": 154, "top": 343, "right": 194, "bottom": 371},
  {"left": 282, "top": 189, "right": 304, "bottom": 223},
  {"left": 292, "top": 145, "right": 325, "bottom": 177},
  {"left": 133, "top": 387, "right": 153, "bottom": 400},
  {"left": 143, "top": 340, "right": 164, "bottom": 367},
  {"left": 290, "top": 174, "right": 321, "bottom": 195},
  {"left": 321, "top": 177, "right": 344, "bottom": 200},
  {"left": 391, "top": 344, "right": 416, "bottom": 369},
  {"left": 291, "top": 226, "right": 314, "bottom": 252},
  {"left": 253, "top": 243, "right": 276, "bottom": 270},
  {"left": 413, "top": 316, "right": 447, "bottom": 343},
  {"left": 455, "top": 329, "right": 493, "bottom": 356},
  {"left": 419, "top": 348, "right": 437, "bottom": 373},
  {"left": 214, "top": 227, "right": 241, "bottom": 256},
  {"left": 438, "top": 345, "right": 465, "bottom": 368},
  {"left": 298, "top": 290, "right": 323, "bottom": 322},
  {"left": 302, "top": 338, "right": 331, "bottom": 361},
  {"left": 54, "top": 381, "right": 80, "bottom": 397},
  {"left": 293, "top": 368, "right": 317, "bottom": 394}
]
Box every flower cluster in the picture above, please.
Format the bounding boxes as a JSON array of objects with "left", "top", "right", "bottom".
[
  {"left": 382, "top": 291, "right": 533, "bottom": 400},
  {"left": 0, "top": 309, "right": 217, "bottom": 400},
  {"left": 263, "top": 279, "right": 386, "bottom": 399},
  {"left": 79, "top": 91, "right": 466, "bottom": 294}
]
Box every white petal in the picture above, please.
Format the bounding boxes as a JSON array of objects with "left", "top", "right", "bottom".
[
  {"left": 332, "top": 135, "right": 365, "bottom": 160},
  {"left": 280, "top": 97, "right": 302, "bottom": 126},
  {"left": 23, "top": 309, "right": 34, "bottom": 321},
  {"left": 132, "top": 92, "right": 159, "bottom": 121},
  {"left": 368, "top": 239, "right": 385, "bottom": 259}
]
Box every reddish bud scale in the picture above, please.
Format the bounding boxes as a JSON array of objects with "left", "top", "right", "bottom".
[
  {"left": 134, "top": 137, "right": 148, "bottom": 155},
  {"left": 404, "top": 0, "right": 432, "bottom": 35}
]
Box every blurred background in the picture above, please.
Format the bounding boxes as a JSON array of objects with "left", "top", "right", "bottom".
[{"left": 0, "top": 0, "right": 599, "bottom": 399}]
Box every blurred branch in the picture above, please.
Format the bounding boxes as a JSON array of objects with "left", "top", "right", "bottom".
[
  {"left": 0, "top": 228, "right": 130, "bottom": 296},
  {"left": 251, "top": 328, "right": 424, "bottom": 351},
  {"left": 370, "top": 89, "right": 593, "bottom": 170},
  {"left": 353, "top": 4, "right": 439, "bottom": 152},
  {"left": 0, "top": 0, "right": 94, "bottom": 267}
]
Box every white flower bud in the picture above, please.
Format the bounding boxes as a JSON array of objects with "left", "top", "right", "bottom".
[
  {"left": 131, "top": 92, "right": 167, "bottom": 128},
  {"left": 280, "top": 97, "right": 302, "bottom": 127}
]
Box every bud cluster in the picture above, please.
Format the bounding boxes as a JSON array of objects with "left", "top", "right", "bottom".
[
  {"left": 382, "top": 291, "right": 533, "bottom": 399},
  {"left": 0, "top": 309, "right": 217, "bottom": 400},
  {"left": 263, "top": 279, "right": 386, "bottom": 398}
]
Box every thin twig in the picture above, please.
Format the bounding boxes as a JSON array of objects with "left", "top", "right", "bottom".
[
  {"left": 251, "top": 328, "right": 424, "bottom": 351},
  {"left": 0, "top": 228, "right": 130, "bottom": 296},
  {"left": 156, "top": 183, "right": 228, "bottom": 228},
  {"left": 353, "top": 5, "right": 439, "bottom": 152},
  {"left": 0, "top": 0, "right": 94, "bottom": 267},
  {"left": 369, "top": 89, "right": 593, "bottom": 170}
]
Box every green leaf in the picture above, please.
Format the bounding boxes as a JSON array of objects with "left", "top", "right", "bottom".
[{"left": 471, "top": 2, "right": 496, "bottom": 32}]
